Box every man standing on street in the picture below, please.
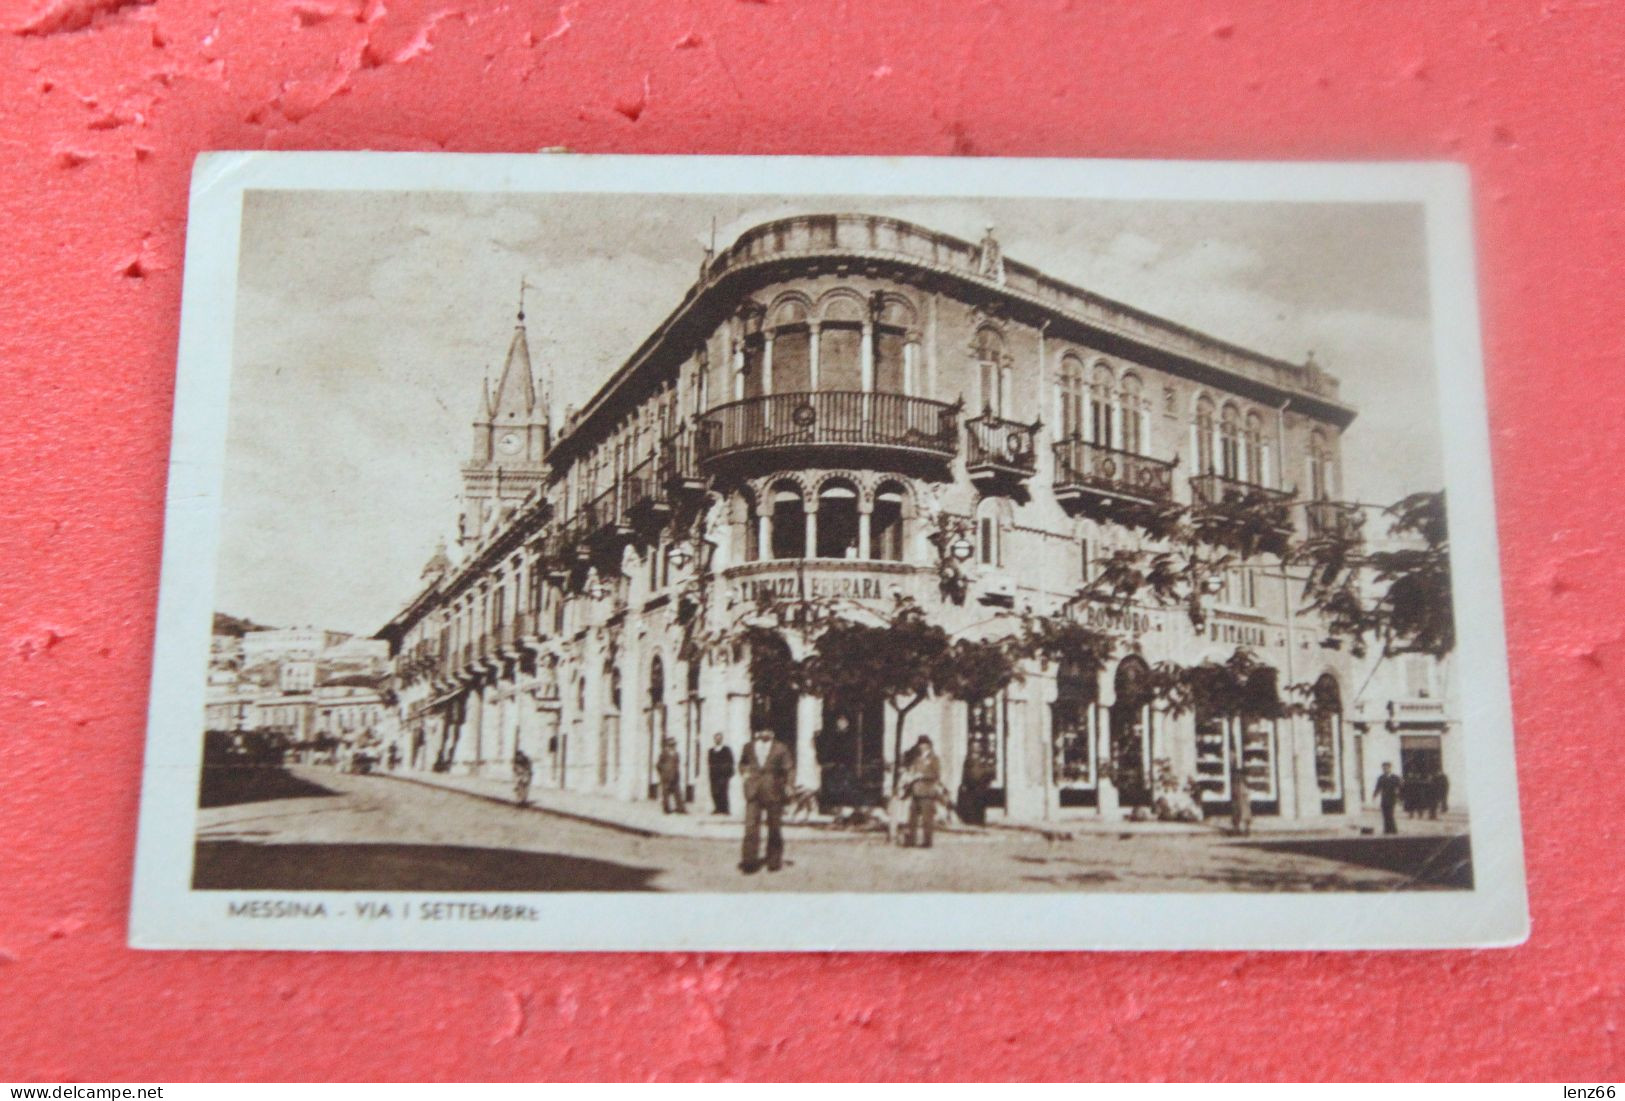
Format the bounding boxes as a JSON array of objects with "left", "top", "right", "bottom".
[
  {"left": 657, "top": 737, "right": 686, "bottom": 814},
  {"left": 707, "top": 732, "right": 735, "bottom": 815},
  {"left": 739, "top": 726, "right": 794, "bottom": 874},
  {"left": 903, "top": 736, "right": 941, "bottom": 849},
  {"left": 1373, "top": 761, "right": 1402, "bottom": 835}
]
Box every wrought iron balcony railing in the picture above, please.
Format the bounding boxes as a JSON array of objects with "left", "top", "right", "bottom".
[
  {"left": 1053, "top": 437, "right": 1175, "bottom": 506},
  {"left": 965, "top": 413, "right": 1039, "bottom": 480},
  {"left": 1189, "top": 471, "right": 1294, "bottom": 508},
  {"left": 696, "top": 391, "right": 959, "bottom": 467},
  {"left": 1304, "top": 499, "right": 1364, "bottom": 541},
  {"left": 659, "top": 424, "right": 706, "bottom": 493}
]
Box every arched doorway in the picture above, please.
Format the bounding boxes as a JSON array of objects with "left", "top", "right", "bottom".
[
  {"left": 1312, "top": 673, "right": 1344, "bottom": 813},
  {"left": 1052, "top": 657, "right": 1099, "bottom": 808},
  {"left": 1109, "top": 656, "right": 1154, "bottom": 807},
  {"left": 816, "top": 695, "right": 885, "bottom": 808},
  {"left": 749, "top": 631, "right": 799, "bottom": 758},
  {"left": 646, "top": 656, "right": 667, "bottom": 800}
]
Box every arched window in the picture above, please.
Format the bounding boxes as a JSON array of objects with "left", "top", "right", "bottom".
[
  {"left": 973, "top": 328, "right": 1007, "bottom": 416},
  {"left": 816, "top": 481, "right": 860, "bottom": 559},
  {"left": 1309, "top": 429, "right": 1333, "bottom": 500},
  {"left": 1057, "top": 354, "right": 1086, "bottom": 441},
  {"left": 1219, "top": 403, "right": 1242, "bottom": 480},
  {"left": 770, "top": 483, "right": 806, "bottom": 559},
  {"left": 874, "top": 297, "right": 916, "bottom": 394},
  {"left": 768, "top": 300, "right": 811, "bottom": 394},
  {"left": 1089, "top": 362, "right": 1115, "bottom": 448},
  {"left": 1120, "top": 373, "right": 1145, "bottom": 455},
  {"left": 872, "top": 483, "right": 906, "bottom": 562},
  {"left": 1194, "top": 394, "right": 1217, "bottom": 475},
  {"left": 819, "top": 295, "right": 865, "bottom": 392},
  {"left": 977, "top": 497, "right": 1004, "bottom": 568},
  {"left": 1243, "top": 410, "right": 1266, "bottom": 486}
]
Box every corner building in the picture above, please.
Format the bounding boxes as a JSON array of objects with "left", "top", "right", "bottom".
[{"left": 378, "top": 214, "right": 1369, "bottom": 823}]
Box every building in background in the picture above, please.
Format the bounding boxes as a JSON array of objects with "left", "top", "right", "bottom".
[{"left": 373, "top": 214, "right": 1450, "bottom": 825}]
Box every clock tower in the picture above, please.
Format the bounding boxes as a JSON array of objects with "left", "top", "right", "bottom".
[{"left": 459, "top": 297, "right": 550, "bottom": 547}]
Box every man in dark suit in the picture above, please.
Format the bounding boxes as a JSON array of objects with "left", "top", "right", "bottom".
[
  {"left": 739, "top": 726, "right": 794, "bottom": 873},
  {"left": 1372, "top": 761, "right": 1402, "bottom": 835},
  {"left": 707, "top": 732, "right": 735, "bottom": 815}
]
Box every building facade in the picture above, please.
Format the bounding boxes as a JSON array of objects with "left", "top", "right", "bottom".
[{"left": 376, "top": 213, "right": 1448, "bottom": 823}]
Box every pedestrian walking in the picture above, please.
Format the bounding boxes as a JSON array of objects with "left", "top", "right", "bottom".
[
  {"left": 1229, "top": 761, "right": 1253, "bottom": 837},
  {"left": 706, "top": 732, "right": 735, "bottom": 815},
  {"left": 1436, "top": 769, "right": 1451, "bottom": 814},
  {"left": 903, "top": 736, "right": 941, "bottom": 848},
  {"left": 512, "top": 747, "right": 533, "bottom": 807},
  {"left": 739, "top": 726, "right": 794, "bottom": 874},
  {"left": 657, "top": 737, "right": 686, "bottom": 814},
  {"left": 1373, "top": 761, "right": 1402, "bottom": 835}
]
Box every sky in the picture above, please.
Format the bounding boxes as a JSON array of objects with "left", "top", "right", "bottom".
[{"left": 219, "top": 188, "right": 1440, "bottom": 636}]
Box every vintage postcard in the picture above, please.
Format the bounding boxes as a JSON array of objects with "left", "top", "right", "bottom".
[{"left": 130, "top": 153, "right": 1526, "bottom": 950}]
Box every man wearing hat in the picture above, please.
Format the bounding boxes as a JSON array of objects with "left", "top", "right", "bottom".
[{"left": 739, "top": 726, "right": 795, "bottom": 873}]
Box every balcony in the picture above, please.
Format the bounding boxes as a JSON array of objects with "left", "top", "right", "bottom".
[
  {"left": 696, "top": 391, "right": 959, "bottom": 471},
  {"left": 1053, "top": 437, "right": 1175, "bottom": 509},
  {"left": 660, "top": 424, "right": 708, "bottom": 497},
  {"left": 1189, "top": 471, "right": 1293, "bottom": 509},
  {"left": 1304, "top": 499, "right": 1364, "bottom": 542},
  {"left": 965, "top": 413, "right": 1039, "bottom": 489},
  {"left": 622, "top": 454, "right": 668, "bottom": 526}
]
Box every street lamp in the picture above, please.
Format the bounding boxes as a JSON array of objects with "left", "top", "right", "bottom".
[
  {"left": 666, "top": 542, "right": 694, "bottom": 572},
  {"left": 949, "top": 535, "right": 975, "bottom": 563}
]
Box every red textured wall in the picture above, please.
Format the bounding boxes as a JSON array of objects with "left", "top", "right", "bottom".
[{"left": 1, "top": 0, "right": 1619, "bottom": 1082}]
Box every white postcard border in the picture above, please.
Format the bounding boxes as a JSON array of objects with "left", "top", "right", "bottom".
[{"left": 130, "top": 153, "right": 1528, "bottom": 951}]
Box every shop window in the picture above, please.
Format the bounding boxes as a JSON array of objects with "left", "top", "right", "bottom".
[
  {"left": 816, "top": 482, "right": 860, "bottom": 559},
  {"left": 1052, "top": 658, "right": 1097, "bottom": 787},
  {"left": 1313, "top": 674, "right": 1342, "bottom": 799},
  {"left": 872, "top": 485, "right": 905, "bottom": 561}
]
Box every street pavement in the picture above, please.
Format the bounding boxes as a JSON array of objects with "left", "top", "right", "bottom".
[{"left": 192, "top": 765, "right": 1472, "bottom": 893}]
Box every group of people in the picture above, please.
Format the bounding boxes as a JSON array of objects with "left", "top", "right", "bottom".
[
  {"left": 1370, "top": 761, "right": 1451, "bottom": 835},
  {"left": 512, "top": 728, "right": 961, "bottom": 876}
]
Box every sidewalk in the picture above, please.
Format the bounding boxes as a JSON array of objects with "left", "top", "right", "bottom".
[{"left": 379, "top": 767, "right": 1467, "bottom": 844}]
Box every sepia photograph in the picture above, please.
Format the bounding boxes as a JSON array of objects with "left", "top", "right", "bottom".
[{"left": 131, "top": 153, "right": 1524, "bottom": 950}]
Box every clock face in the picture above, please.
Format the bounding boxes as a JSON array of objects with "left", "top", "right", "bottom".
[{"left": 497, "top": 431, "right": 523, "bottom": 456}]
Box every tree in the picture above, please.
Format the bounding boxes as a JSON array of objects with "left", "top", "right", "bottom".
[
  {"left": 1294, "top": 491, "right": 1453, "bottom": 659},
  {"left": 799, "top": 600, "right": 952, "bottom": 794}
]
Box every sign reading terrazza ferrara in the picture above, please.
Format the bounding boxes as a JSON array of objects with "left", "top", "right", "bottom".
[{"left": 131, "top": 153, "right": 1527, "bottom": 951}]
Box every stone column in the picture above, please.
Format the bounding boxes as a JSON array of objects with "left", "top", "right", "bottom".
[
  {"left": 762, "top": 332, "right": 775, "bottom": 396},
  {"left": 795, "top": 694, "right": 821, "bottom": 795},
  {"left": 860, "top": 321, "right": 874, "bottom": 391},
  {"left": 807, "top": 322, "right": 821, "bottom": 390},
  {"left": 804, "top": 498, "right": 818, "bottom": 558},
  {"left": 857, "top": 502, "right": 872, "bottom": 559}
]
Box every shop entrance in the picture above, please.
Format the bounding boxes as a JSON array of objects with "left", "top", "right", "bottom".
[
  {"left": 1109, "top": 656, "right": 1154, "bottom": 807},
  {"left": 1052, "top": 658, "right": 1098, "bottom": 808},
  {"left": 750, "top": 632, "right": 800, "bottom": 759},
  {"left": 816, "top": 696, "right": 886, "bottom": 809},
  {"left": 1400, "top": 734, "right": 1443, "bottom": 779}
]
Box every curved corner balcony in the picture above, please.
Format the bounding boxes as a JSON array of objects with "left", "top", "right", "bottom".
[{"left": 696, "top": 391, "right": 959, "bottom": 471}]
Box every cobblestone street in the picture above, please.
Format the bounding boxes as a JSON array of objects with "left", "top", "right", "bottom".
[{"left": 192, "top": 766, "right": 1472, "bottom": 893}]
